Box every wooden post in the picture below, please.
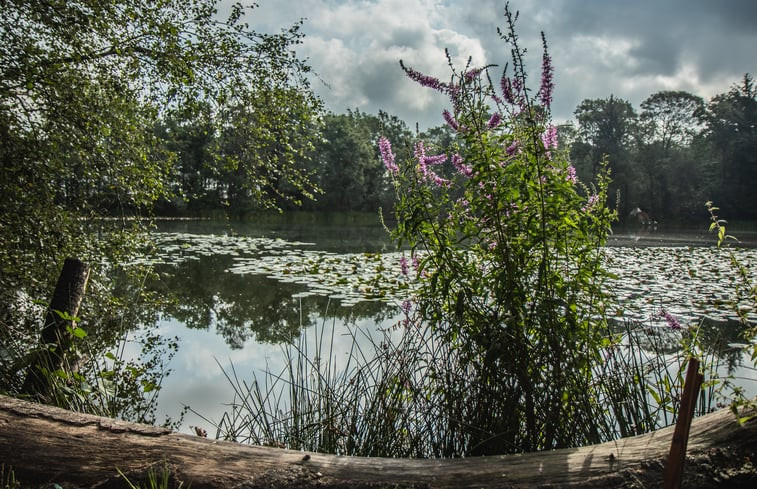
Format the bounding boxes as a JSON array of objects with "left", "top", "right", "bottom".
[
  {"left": 21, "top": 257, "right": 90, "bottom": 397},
  {"left": 663, "top": 356, "right": 704, "bottom": 489}
]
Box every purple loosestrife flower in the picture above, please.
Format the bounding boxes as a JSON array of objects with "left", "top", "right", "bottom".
[
  {"left": 452, "top": 153, "right": 473, "bottom": 177},
  {"left": 431, "top": 173, "right": 451, "bottom": 187},
  {"left": 487, "top": 112, "right": 502, "bottom": 129},
  {"left": 542, "top": 125, "right": 558, "bottom": 150},
  {"left": 566, "top": 165, "right": 578, "bottom": 184},
  {"left": 582, "top": 194, "right": 599, "bottom": 212},
  {"left": 501, "top": 76, "right": 515, "bottom": 104},
  {"left": 413, "top": 143, "right": 447, "bottom": 186},
  {"left": 659, "top": 309, "right": 682, "bottom": 330},
  {"left": 399, "top": 256, "right": 409, "bottom": 276},
  {"left": 424, "top": 153, "right": 447, "bottom": 166},
  {"left": 512, "top": 77, "right": 524, "bottom": 97},
  {"left": 379, "top": 137, "right": 399, "bottom": 175},
  {"left": 442, "top": 109, "right": 460, "bottom": 131},
  {"left": 414, "top": 141, "right": 428, "bottom": 177},
  {"left": 538, "top": 34, "right": 554, "bottom": 110},
  {"left": 541, "top": 125, "right": 558, "bottom": 160},
  {"left": 400, "top": 60, "right": 457, "bottom": 98},
  {"left": 506, "top": 141, "right": 519, "bottom": 156},
  {"left": 465, "top": 67, "right": 484, "bottom": 79}
]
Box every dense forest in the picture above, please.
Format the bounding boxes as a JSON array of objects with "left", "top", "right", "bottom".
[{"left": 153, "top": 76, "right": 757, "bottom": 226}]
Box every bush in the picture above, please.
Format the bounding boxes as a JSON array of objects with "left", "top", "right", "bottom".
[{"left": 380, "top": 6, "right": 616, "bottom": 453}]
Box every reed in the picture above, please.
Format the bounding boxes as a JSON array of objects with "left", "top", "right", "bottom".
[{"left": 205, "top": 306, "right": 734, "bottom": 457}]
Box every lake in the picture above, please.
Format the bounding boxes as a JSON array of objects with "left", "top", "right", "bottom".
[{"left": 133, "top": 213, "right": 757, "bottom": 435}]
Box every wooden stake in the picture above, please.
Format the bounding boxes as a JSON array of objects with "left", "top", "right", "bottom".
[
  {"left": 663, "top": 356, "right": 704, "bottom": 489},
  {"left": 21, "top": 257, "right": 90, "bottom": 397}
]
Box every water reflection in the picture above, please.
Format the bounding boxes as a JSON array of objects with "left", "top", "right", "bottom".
[
  {"left": 138, "top": 217, "right": 757, "bottom": 433},
  {"left": 150, "top": 257, "right": 395, "bottom": 348}
]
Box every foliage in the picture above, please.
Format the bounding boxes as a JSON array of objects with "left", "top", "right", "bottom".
[
  {"left": 570, "top": 95, "right": 638, "bottom": 217},
  {"left": 0, "top": 301, "right": 183, "bottom": 427},
  {"left": 0, "top": 0, "right": 321, "bottom": 416},
  {"left": 379, "top": 6, "right": 619, "bottom": 453},
  {"left": 569, "top": 76, "right": 755, "bottom": 225},
  {"left": 706, "top": 201, "right": 757, "bottom": 422},
  {"left": 302, "top": 110, "right": 414, "bottom": 212},
  {"left": 0, "top": 0, "right": 321, "bottom": 307},
  {"left": 699, "top": 75, "right": 757, "bottom": 220},
  {"left": 117, "top": 462, "right": 187, "bottom": 489}
]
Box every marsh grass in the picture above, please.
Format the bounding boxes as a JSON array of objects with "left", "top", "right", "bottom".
[
  {"left": 117, "top": 462, "right": 187, "bottom": 489},
  {"left": 1, "top": 465, "right": 19, "bottom": 489},
  {"left": 206, "top": 311, "right": 444, "bottom": 457},
  {"left": 594, "top": 319, "right": 726, "bottom": 438},
  {"left": 203, "top": 304, "right": 736, "bottom": 458}
]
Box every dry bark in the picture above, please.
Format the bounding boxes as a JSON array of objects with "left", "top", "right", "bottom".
[{"left": 1, "top": 394, "right": 756, "bottom": 488}]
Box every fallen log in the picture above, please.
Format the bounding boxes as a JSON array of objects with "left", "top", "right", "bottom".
[{"left": 1, "top": 394, "right": 755, "bottom": 488}]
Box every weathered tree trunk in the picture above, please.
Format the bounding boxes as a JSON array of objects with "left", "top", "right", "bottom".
[
  {"left": 1, "top": 395, "right": 755, "bottom": 488},
  {"left": 21, "top": 258, "right": 90, "bottom": 397}
]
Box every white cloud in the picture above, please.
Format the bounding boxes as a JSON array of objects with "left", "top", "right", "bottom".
[{"left": 234, "top": 0, "right": 756, "bottom": 126}]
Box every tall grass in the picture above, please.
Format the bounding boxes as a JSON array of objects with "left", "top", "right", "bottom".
[{"left": 201, "top": 304, "right": 736, "bottom": 458}]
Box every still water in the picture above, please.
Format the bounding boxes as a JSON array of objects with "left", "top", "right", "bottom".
[{"left": 138, "top": 213, "right": 757, "bottom": 434}]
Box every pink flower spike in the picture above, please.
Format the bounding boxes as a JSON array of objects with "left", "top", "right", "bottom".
[
  {"left": 465, "top": 68, "right": 483, "bottom": 79},
  {"left": 452, "top": 154, "right": 472, "bottom": 177},
  {"left": 501, "top": 76, "right": 515, "bottom": 104},
  {"left": 400, "top": 61, "right": 454, "bottom": 96},
  {"left": 539, "top": 33, "right": 554, "bottom": 110},
  {"left": 442, "top": 109, "right": 460, "bottom": 131},
  {"left": 378, "top": 137, "right": 399, "bottom": 174},
  {"left": 541, "top": 125, "right": 558, "bottom": 150},
  {"left": 399, "top": 256, "right": 409, "bottom": 276},
  {"left": 424, "top": 154, "right": 447, "bottom": 166},
  {"left": 487, "top": 113, "right": 502, "bottom": 129},
  {"left": 659, "top": 309, "right": 682, "bottom": 330},
  {"left": 414, "top": 141, "right": 428, "bottom": 177},
  {"left": 582, "top": 194, "right": 600, "bottom": 212},
  {"left": 566, "top": 165, "right": 578, "bottom": 184}
]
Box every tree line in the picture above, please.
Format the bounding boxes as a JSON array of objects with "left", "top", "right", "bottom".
[
  {"left": 2, "top": 1, "right": 754, "bottom": 315},
  {"left": 568, "top": 76, "right": 757, "bottom": 224},
  {"left": 156, "top": 76, "right": 757, "bottom": 225}
]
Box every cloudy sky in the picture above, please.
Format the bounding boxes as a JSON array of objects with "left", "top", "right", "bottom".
[{"left": 239, "top": 0, "right": 756, "bottom": 129}]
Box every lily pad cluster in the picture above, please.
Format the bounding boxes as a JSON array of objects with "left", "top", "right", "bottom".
[
  {"left": 228, "top": 250, "right": 414, "bottom": 307},
  {"left": 603, "top": 246, "right": 757, "bottom": 327},
  {"left": 137, "top": 232, "right": 756, "bottom": 325}
]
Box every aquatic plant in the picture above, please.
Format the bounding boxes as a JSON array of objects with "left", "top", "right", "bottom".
[
  {"left": 382, "top": 4, "right": 616, "bottom": 452},
  {"left": 206, "top": 6, "right": 752, "bottom": 458}
]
